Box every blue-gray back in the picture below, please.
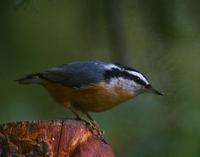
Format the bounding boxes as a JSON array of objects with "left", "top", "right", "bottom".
[{"left": 40, "top": 61, "right": 109, "bottom": 87}]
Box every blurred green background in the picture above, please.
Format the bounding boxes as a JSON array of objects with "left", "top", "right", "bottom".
[{"left": 0, "top": 0, "right": 200, "bottom": 156}]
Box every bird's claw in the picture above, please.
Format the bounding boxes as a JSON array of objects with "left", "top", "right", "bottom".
[
  {"left": 85, "top": 120, "right": 106, "bottom": 142},
  {"left": 75, "top": 118, "right": 104, "bottom": 141}
]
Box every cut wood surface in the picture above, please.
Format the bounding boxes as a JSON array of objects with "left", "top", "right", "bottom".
[{"left": 0, "top": 120, "right": 114, "bottom": 157}]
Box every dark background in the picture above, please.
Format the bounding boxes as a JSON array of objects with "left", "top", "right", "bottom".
[{"left": 0, "top": 0, "right": 200, "bottom": 156}]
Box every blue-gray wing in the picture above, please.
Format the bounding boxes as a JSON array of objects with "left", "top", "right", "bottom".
[{"left": 40, "top": 61, "right": 108, "bottom": 88}]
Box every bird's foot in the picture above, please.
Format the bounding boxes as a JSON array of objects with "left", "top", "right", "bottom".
[
  {"left": 90, "top": 120, "right": 104, "bottom": 135},
  {"left": 86, "top": 120, "right": 106, "bottom": 143},
  {"left": 76, "top": 118, "right": 105, "bottom": 141},
  {"left": 71, "top": 111, "right": 106, "bottom": 143}
]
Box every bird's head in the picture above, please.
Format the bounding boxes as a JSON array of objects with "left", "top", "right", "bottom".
[{"left": 104, "top": 63, "right": 163, "bottom": 96}]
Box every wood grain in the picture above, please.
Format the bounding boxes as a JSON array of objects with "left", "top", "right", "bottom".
[{"left": 0, "top": 120, "right": 114, "bottom": 157}]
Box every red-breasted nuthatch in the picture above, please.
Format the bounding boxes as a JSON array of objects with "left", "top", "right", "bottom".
[{"left": 17, "top": 60, "right": 163, "bottom": 124}]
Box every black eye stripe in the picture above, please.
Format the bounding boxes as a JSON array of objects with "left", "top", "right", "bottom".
[{"left": 104, "top": 68, "right": 147, "bottom": 86}]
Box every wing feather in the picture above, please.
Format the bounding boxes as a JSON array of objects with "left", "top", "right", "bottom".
[{"left": 39, "top": 61, "right": 106, "bottom": 88}]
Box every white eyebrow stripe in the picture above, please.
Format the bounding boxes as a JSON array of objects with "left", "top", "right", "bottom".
[
  {"left": 104, "top": 64, "right": 149, "bottom": 85},
  {"left": 127, "top": 70, "right": 149, "bottom": 84},
  {"left": 104, "top": 64, "right": 121, "bottom": 70}
]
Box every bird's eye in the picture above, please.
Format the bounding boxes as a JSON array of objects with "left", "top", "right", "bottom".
[
  {"left": 134, "top": 76, "right": 146, "bottom": 86},
  {"left": 136, "top": 77, "right": 141, "bottom": 81}
]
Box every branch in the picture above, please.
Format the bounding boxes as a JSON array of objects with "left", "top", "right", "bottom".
[{"left": 0, "top": 120, "right": 114, "bottom": 157}]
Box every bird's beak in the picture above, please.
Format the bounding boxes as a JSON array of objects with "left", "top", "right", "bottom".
[{"left": 146, "top": 86, "right": 164, "bottom": 96}]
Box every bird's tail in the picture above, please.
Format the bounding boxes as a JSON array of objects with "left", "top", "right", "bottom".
[{"left": 16, "top": 73, "right": 42, "bottom": 84}]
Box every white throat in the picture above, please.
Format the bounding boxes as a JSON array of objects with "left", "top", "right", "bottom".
[{"left": 107, "top": 77, "right": 140, "bottom": 95}]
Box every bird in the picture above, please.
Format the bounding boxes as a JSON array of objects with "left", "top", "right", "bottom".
[{"left": 16, "top": 60, "right": 163, "bottom": 129}]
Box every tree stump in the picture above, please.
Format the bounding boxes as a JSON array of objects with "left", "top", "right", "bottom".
[{"left": 0, "top": 120, "right": 115, "bottom": 157}]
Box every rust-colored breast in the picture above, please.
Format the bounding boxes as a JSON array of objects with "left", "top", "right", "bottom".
[
  {"left": 41, "top": 80, "right": 74, "bottom": 107},
  {"left": 41, "top": 80, "right": 132, "bottom": 112}
]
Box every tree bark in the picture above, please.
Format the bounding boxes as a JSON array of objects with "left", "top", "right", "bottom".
[{"left": 0, "top": 120, "right": 114, "bottom": 157}]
